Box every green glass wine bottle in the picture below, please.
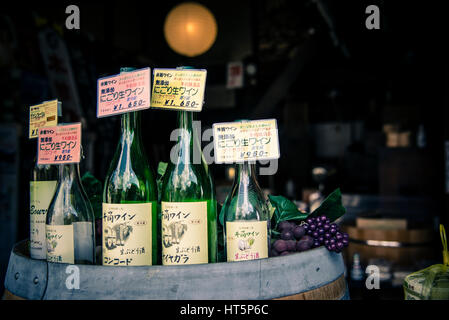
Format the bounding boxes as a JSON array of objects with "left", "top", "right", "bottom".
[
  {"left": 221, "top": 161, "right": 271, "bottom": 262},
  {"left": 46, "top": 160, "right": 96, "bottom": 264},
  {"left": 30, "top": 101, "right": 61, "bottom": 260},
  {"left": 102, "top": 67, "right": 158, "bottom": 266},
  {"left": 160, "top": 110, "right": 217, "bottom": 265},
  {"left": 30, "top": 162, "right": 58, "bottom": 259}
]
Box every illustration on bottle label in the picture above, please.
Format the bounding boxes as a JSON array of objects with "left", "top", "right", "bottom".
[
  {"left": 46, "top": 224, "right": 75, "bottom": 264},
  {"left": 161, "top": 201, "right": 208, "bottom": 265},
  {"left": 102, "top": 203, "right": 152, "bottom": 266},
  {"left": 30, "top": 180, "right": 57, "bottom": 259},
  {"left": 226, "top": 221, "right": 268, "bottom": 261}
]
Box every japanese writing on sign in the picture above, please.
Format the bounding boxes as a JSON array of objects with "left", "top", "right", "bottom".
[
  {"left": 226, "top": 221, "right": 268, "bottom": 262},
  {"left": 97, "top": 67, "right": 151, "bottom": 117},
  {"left": 102, "top": 203, "right": 152, "bottom": 266},
  {"left": 37, "top": 123, "right": 81, "bottom": 165},
  {"left": 29, "top": 99, "right": 59, "bottom": 139},
  {"left": 151, "top": 68, "right": 206, "bottom": 112},
  {"left": 161, "top": 201, "right": 208, "bottom": 265},
  {"left": 213, "top": 119, "right": 280, "bottom": 163}
]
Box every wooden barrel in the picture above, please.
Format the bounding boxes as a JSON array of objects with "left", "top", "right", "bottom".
[
  {"left": 3, "top": 240, "right": 349, "bottom": 300},
  {"left": 342, "top": 225, "right": 436, "bottom": 268}
]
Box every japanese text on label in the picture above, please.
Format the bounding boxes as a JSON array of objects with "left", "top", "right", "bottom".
[{"left": 151, "top": 68, "right": 206, "bottom": 112}]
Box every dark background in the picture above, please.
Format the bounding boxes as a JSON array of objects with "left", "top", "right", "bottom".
[{"left": 1, "top": 0, "right": 448, "bottom": 299}]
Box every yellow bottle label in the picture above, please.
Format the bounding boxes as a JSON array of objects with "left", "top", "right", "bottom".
[
  {"left": 102, "top": 203, "right": 152, "bottom": 266},
  {"left": 30, "top": 180, "right": 57, "bottom": 259},
  {"left": 226, "top": 221, "right": 268, "bottom": 261},
  {"left": 46, "top": 225, "right": 74, "bottom": 264},
  {"left": 161, "top": 201, "right": 208, "bottom": 265}
]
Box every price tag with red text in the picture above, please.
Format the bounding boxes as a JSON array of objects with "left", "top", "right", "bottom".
[
  {"left": 97, "top": 67, "right": 151, "bottom": 118},
  {"left": 37, "top": 123, "right": 81, "bottom": 165},
  {"left": 213, "top": 119, "right": 280, "bottom": 164},
  {"left": 151, "top": 68, "right": 206, "bottom": 112}
]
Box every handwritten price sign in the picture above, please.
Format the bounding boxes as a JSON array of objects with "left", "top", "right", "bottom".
[
  {"left": 37, "top": 123, "right": 81, "bottom": 165},
  {"left": 151, "top": 68, "right": 206, "bottom": 112},
  {"left": 213, "top": 119, "right": 280, "bottom": 164},
  {"left": 29, "top": 99, "right": 58, "bottom": 139},
  {"left": 97, "top": 68, "right": 151, "bottom": 118}
]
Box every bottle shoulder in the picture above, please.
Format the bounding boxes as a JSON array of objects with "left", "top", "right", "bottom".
[
  {"left": 222, "top": 181, "right": 269, "bottom": 222},
  {"left": 103, "top": 146, "right": 157, "bottom": 202},
  {"left": 31, "top": 163, "right": 58, "bottom": 181},
  {"left": 161, "top": 162, "right": 213, "bottom": 201},
  {"left": 47, "top": 180, "right": 94, "bottom": 224}
]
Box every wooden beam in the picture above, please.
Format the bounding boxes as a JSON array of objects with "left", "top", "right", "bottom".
[{"left": 251, "top": 38, "right": 317, "bottom": 118}]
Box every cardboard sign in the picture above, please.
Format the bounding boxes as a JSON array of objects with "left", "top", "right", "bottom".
[
  {"left": 226, "top": 61, "right": 244, "bottom": 89},
  {"left": 213, "top": 119, "right": 280, "bottom": 163},
  {"left": 151, "top": 68, "right": 206, "bottom": 112},
  {"left": 97, "top": 67, "right": 151, "bottom": 118},
  {"left": 37, "top": 123, "right": 81, "bottom": 165},
  {"left": 29, "top": 100, "right": 58, "bottom": 139}
]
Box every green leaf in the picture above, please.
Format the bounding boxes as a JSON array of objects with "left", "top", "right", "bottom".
[
  {"left": 268, "top": 195, "right": 308, "bottom": 230},
  {"left": 309, "top": 188, "right": 346, "bottom": 222},
  {"left": 81, "top": 172, "right": 103, "bottom": 219},
  {"left": 157, "top": 162, "right": 168, "bottom": 176},
  {"left": 156, "top": 162, "right": 168, "bottom": 203},
  {"left": 267, "top": 201, "right": 276, "bottom": 220}
]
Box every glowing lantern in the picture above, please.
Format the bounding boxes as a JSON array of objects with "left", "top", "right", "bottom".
[{"left": 164, "top": 2, "right": 217, "bottom": 57}]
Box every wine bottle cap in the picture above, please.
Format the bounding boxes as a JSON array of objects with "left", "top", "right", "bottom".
[
  {"left": 57, "top": 101, "right": 62, "bottom": 117},
  {"left": 120, "top": 67, "right": 136, "bottom": 73}
]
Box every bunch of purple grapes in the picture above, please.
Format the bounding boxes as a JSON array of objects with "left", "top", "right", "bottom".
[
  {"left": 271, "top": 221, "right": 313, "bottom": 256},
  {"left": 303, "top": 215, "right": 349, "bottom": 253},
  {"left": 270, "top": 215, "right": 349, "bottom": 256}
]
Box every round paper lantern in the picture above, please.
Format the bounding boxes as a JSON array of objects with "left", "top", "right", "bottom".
[{"left": 164, "top": 2, "right": 217, "bottom": 57}]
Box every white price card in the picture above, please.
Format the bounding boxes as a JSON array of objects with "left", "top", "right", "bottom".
[{"left": 213, "top": 119, "right": 280, "bottom": 164}]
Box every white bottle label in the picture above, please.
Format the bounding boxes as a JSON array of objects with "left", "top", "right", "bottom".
[
  {"left": 30, "top": 180, "right": 57, "bottom": 259},
  {"left": 46, "top": 224, "right": 74, "bottom": 264},
  {"left": 226, "top": 221, "right": 268, "bottom": 261},
  {"left": 161, "top": 201, "right": 208, "bottom": 265},
  {"left": 73, "top": 221, "right": 94, "bottom": 263},
  {"left": 102, "top": 203, "right": 152, "bottom": 266}
]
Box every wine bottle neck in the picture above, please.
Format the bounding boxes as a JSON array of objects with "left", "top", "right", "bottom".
[
  {"left": 58, "top": 162, "right": 82, "bottom": 185},
  {"left": 178, "top": 110, "right": 193, "bottom": 133},
  {"left": 121, "top": 111, "right": 140, "bottom": 136},
  {"left": 119, "top": 67, "right": 141, "bottom": 140},
  {"left": 176, "top": 110, "right": 197, "bottom": 164},
  {"left": 235, "top": 161, "right": 258, "bottom": 185}
]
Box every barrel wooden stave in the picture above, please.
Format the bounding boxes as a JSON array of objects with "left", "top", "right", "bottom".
[
  {"left": 4, "top": 240, "right": 348, "bottom": 300},
  {"left": 342, "top": 225, "right": 437, "bottom": 267},
  {"left": 345, "top": 226, "right": 434, "bottom": 243}
]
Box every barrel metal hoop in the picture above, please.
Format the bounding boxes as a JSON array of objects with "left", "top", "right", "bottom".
[
  {"left": 5, "top": 241, "right": 346, "bottom": 300},
  {"left": 349, "top": 238, "right": 433, "bottom": 248},
  {"left": 4, "top": 240, "right": 48, "bottom": 300}
]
